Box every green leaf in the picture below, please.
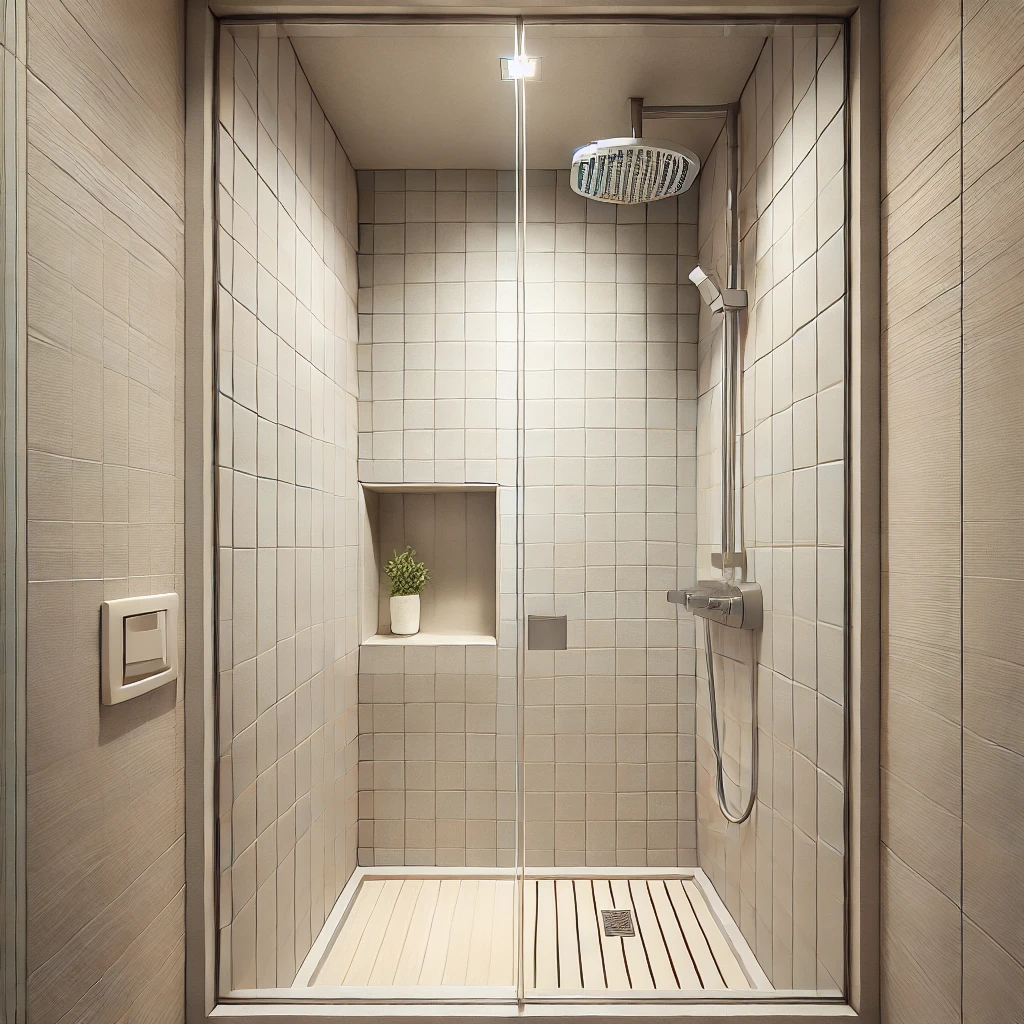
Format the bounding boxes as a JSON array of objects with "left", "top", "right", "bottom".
[{"left": 382, "top": 545, "right": 431, "bottom": 597}]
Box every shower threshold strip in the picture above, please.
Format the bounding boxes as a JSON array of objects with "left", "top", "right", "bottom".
[{"left": 293, "top": 867, "right": 771, "bottom": 998}]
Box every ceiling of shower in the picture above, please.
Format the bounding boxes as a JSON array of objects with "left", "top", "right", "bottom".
[{"left": 289, "top": 25, "right": 766, "bottom": 170}]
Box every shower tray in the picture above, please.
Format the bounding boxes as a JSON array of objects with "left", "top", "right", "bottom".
[{"left": 293, "top": 867, "right": 771, "bottom": 999}]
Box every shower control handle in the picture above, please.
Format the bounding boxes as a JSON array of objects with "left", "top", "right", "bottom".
[
  {"left": 685, "top": 594, "right": 733, "bottom": 613},
  {"left": 667, "top": 580, "right": 763, "bottom": 631}
]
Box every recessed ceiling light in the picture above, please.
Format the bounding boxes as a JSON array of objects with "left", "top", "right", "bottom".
[{"left": 500, "top": 56, "right": 541, "bottom": 80}]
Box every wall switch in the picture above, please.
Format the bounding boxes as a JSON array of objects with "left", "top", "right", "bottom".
[
  {"left": 123, "top": 611, "right": 169, "bottom": 683},
  {"left": 101, "top": 594, "right": 179, "bottom": 705}
]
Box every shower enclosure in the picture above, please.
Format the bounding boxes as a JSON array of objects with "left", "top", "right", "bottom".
[{"left": 205, "top": 13, "right": 850, "bottom": 1012}]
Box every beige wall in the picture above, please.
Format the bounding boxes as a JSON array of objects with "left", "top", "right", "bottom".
[
  {"left": 694, "top": 27, "right": 846, "bottom": 992},
  {"left": 23, "top": 0, "right": 186, "bottom": 1022},
  {"left": 880, "top": 0, "right": 1024, "bottom": 1020},
  {"left": 215, "top": 30, "right": 361, "bottom": 990},
  {"left": 357, "top": 169, "right": 700, "bottom": 869}
]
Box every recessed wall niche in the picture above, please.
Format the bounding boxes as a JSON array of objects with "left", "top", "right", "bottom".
[{"left": 359, "top": 483, "right": 498, "bottom": 645}]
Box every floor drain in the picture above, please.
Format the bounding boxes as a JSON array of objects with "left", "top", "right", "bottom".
[{"left": 601, "top": 908, "right": 635, "bottom": 937}]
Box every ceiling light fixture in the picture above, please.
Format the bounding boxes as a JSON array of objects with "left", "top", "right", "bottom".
[{"left": 500, "top": 55, "right": 540, "bottom": 80}]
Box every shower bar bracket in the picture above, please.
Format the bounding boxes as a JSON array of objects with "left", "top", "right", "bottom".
[{"left": 711, "top": 549, "right": 746, "bottom": 572}]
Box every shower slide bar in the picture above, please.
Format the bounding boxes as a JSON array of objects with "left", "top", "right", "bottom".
[{"left": 658, "top": 103, "right": 760, "bottom": 825}]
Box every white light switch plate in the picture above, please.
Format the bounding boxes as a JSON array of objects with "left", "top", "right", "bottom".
[{"left": 101, "top": 593, "right": 179, "bottom": 705}]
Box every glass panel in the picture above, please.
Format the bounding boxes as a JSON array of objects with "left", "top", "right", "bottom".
[
  {"left": 212, "top": 19, "right": 522, "bottom": 1002},
  {"left": 211, "top": 16, "right": 849, "bottom": 1007},
  {"left": 519, "top": 21, "right": 848, "bottom": 1003}
]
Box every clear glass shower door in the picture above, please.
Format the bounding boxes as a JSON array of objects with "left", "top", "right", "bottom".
[
  {"left": 515, "top": 18, "right": 851, "bottom": 1006},
  {"left": 213, "top": 18, "right": 526, "bottom": 1000}
]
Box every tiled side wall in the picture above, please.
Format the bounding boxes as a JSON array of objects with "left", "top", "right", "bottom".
[
  {"left": 693, "top": 28, "right": 846, "bottom": 991},
  {"left": 215, "top": 33, "right": 360, "bottom": 989},
  {"left": 23, "top": 0, "right": 186, "bottom": 1020},
  {"left": 356, "top": 170, "right": 699, "bottom": 868},
  {"left": 880, "top": 1, "right": 1024, "bottom": 1020}
]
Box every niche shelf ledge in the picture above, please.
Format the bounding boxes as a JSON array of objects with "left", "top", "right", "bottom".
[
  {"left": 360, "top": 481, "right": 497, "bottom": 493},
  {"left": 360, "top": 632, "right": 497, "bottom": 648}
]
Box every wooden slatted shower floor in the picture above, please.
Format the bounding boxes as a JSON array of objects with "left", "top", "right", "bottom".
[{"left": 311, "top": 876, "right": 770, "bottom": 992}]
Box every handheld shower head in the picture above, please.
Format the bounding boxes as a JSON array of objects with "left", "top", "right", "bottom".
[{"left": 688, "top": 265, "right": 747, "bottom": 313}]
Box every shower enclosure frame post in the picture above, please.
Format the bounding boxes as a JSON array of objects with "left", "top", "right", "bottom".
[
  {"left": 1, "top": 3, "right": 28, "bottom": 1016},
  {"left": 512, "top": 14, "right": 528, "bottom": 1011},
  {"left": 184, "top": 1, "right": 219, "bottom": 1020}
]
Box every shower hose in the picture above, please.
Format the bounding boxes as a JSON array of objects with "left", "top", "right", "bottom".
[{"left": 703, "top": 617, "right": 758, "bottom": 824}]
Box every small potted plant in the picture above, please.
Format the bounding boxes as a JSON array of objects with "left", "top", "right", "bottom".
[{"left": 384, "top": 546, "right": 430, "bottom": 636}]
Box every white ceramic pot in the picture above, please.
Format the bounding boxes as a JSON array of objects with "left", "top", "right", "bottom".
[{"left": 390, "top": 594, "right": 420, "bottom": 636}]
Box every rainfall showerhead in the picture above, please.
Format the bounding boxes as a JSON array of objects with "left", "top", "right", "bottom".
[
  {"left": 570, "top": 97, "right": 700, "bottom": 205},
  {"left": 689, "top": 264, "right": 747, "bottom": 314},
  {"left": 570, "top": 137, "right": 700, "bottom": 205}
]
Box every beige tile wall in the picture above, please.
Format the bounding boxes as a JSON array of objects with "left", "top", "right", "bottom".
[
  {"left": 356, "top": 172, "right": 521, "bottom": 868},
  {"left": 215, "top": 31, "right": 360, "bottom": 990},
  {"left": 23, "top": 0, "right": 186, "bottom": 1021},
  {"left": 359, "top": 642, "right": 510, "bottom": 866},
  {"left": 357, "top": 170, "right": 699, "bottom": 868},
  {"left": 880, "top": 1, "right": 1024, "bottom": 1020},
  {"left": 520, "top": 173, "right": 699, "bottom": 869},
  {"left": 693, "top": 27, "right": 846, "bottom": 992}
]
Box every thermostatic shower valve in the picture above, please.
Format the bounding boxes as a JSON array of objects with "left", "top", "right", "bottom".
[{"left": 667, "top": 580, "right": 763, "bottom": 631}]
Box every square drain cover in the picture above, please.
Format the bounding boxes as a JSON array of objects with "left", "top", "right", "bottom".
[{"left": 601, "top": 908, "right": 635, "bottom": 937}]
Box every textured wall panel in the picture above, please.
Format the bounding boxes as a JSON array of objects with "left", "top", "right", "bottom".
[{"left": 23, "top": 1, "right": 186, "bottom": 1020}]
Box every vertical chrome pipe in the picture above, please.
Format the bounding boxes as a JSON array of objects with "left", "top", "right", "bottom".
[
  {"left": 722, "top": 103, "right": 740, "bottom": 577},
  {"left": 629, "top": 95, "right": 644, "bottom": 139},
  {"left": 725, "top": 103, "right": 740, "bottom": 294},
  {"left": 720, "top": 299, "right": 732, "bottom": 571}
]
